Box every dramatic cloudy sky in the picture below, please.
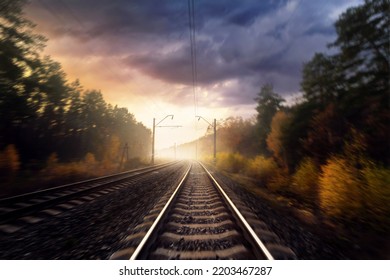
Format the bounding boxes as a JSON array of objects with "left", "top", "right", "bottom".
[{"left": 25, "top": 0, "right": 362, "bottom": 150}]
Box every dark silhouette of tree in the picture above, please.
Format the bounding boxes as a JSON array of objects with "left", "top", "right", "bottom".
[
  {"left": 297, "top": 0, "right": 389, "bottom": 164},
  {"left": 254, "top": 84, "right": 285, "bottom": 155},
  {"left": 0, "top": 0, "right": 151, "bottom": 173}
]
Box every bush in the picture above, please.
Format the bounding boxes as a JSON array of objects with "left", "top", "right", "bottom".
[
  {"left": 268, "top": 168, "right": 291, "bottom": 192},
  {"left": 362, "top": 162, "right": 390, "bottom": 230},
  {"left": 319, "top": 156, "right": 362, "bottom": 219},
  {"left": 42, "top": 152, "right": 100, "bottom": 179},
  {"left": 245, "top": 155, "right": 278, "bottom": 186},
  {"left": 0, "top": 144, "right": 21, "bottom": 177},
  {"left": 216, "top": 152, "right": 247, "bottom": 173},
  {"left": 291, "top": 157, "right": 319, "bottom": 201},
  {"left": 319, "top": 155, "right": 390, "bottom": 231}
]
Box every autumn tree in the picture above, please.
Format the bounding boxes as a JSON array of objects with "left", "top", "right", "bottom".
[
  {"left": 0, "top": 0, "right": 152, "bottom": 172},
  {"left": 254, "top": 84, "right": 285, "bottom": 155},
  {"left": 267, "top": 111, "right": 291, "bottom": 168},
  {"left": 331, "top": 0, "right": 389, "bottom": 163},
  {"left": 300, "top": 0, "right": 389, "bottom": 164},
  {"left": 303, "top": 104, "right": 346, "bottom": 164}
]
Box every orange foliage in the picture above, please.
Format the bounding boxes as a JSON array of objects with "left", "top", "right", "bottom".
[
  {"left": 245, "top": 155, "right": 278, "bottom": 186},
  {"left": 216, "top": 152, "right": 247, "bottom": 173},
  {"left": 319, "top": 156, "right": 362, "bottom": 219},
  {"left": 267, "top": 111, "right": 291, "bottom": 167},
  {"left": 0, "top": 145, "right": 21, "bottom": 177},
  {"left": 291, "top": 157, "right": 319, "bottom": 200}
]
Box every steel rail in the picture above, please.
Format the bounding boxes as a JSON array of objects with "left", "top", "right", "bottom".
[
  {"left": 0, "top": 161, "right": 182, "bottom": 224},
  {"left": 128, "top": 161, "right": 274, "bottom": 260},
  {"left": 129, "top": 162, "right": 192, "bottom": 260},
  {"left": 0, "top": 161, "right": 179, "bottom": 204},
  {"left": 199, "top": 161, "right": 274, "bottom": 260}
]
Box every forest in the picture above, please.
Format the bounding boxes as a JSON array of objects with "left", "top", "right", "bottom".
[
  {"left": 187, "top": 0, "right": 389, "bottom": 232},
  {"left": 0, "top": 0, "right": 151, "bottom": 193},
  {"left": 1, "top": 0, "right": 389, "bottom": 233}
]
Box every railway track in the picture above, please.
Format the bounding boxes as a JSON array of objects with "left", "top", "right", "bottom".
[
  {"left": 0, "top": 161, "right": 181, "bottom": 234},
  {"left": 111, "top": 161, "right": 296, "bottom": 260}
]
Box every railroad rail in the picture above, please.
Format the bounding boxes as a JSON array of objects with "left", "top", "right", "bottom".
[
  {"left": 0, "top": 161, "right": 181, "bottom": 233},
  {"left": 111, "top": 161, "right": 296, "bottom": 260}
]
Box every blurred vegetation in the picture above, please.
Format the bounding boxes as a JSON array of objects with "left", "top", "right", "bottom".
[
  {"left": 291, "top": 158, "right": 319, "bottom": 203},
  {"left": 1, "top": 0, "right": 389, "bottom": 233},
  {"left": 199, "top": 0, "right": 389, "bottom": 233},
  {"left": 0, "top": 0, "right": 151, "bottom": 191},
  {"left": 319, "top": 156, "right": 363, "bottom": 220},
  {"left": 245, "top": 155, "right": 278, "bottom": 187}
]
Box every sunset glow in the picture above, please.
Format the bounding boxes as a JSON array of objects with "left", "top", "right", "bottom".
[{"left": 24, "top": 0, "right": 363, "bottom": 149}]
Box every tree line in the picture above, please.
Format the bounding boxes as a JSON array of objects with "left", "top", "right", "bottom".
[
  {"left": 0, "top": 0, "right": 151, "bottom": 179},
  {"left": 195, "top": 0, "right": 389, "bottom": 229}
]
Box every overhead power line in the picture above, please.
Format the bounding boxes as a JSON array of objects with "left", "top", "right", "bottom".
[{"left": 188, "top": 0, "right": 198, "bottom": 116}]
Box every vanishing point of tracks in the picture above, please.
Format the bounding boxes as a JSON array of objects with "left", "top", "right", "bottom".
[{"left": 111, "top": 161, "right": 296, "bottom": 260}]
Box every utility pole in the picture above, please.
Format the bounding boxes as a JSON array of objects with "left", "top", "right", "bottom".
[
  {"left": 152, "top": 118, "right": 156, "bottom": 165},
  {"left": 196, "top": 116, "right": 217, "bottom": 164},
  {"left": 213, "top": 118, "right": 216, "bottom": 164},
  {"left": 119, "top": 142, "right": 129, "bottom": 170}
]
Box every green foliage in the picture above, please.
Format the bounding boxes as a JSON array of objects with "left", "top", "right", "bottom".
[
  {"left": 331, "top": 0, "right": 389, "bottom": 96},
  {"left": 291, "top": 158, "right": 319, "bottom": 200},
  {"left": 301, "top": 53, "right": 342, "bottom": 104},
  {"left": 298, "top": 0, "right": 390, "bottom": 165},
  {"left": 255, "top": 84, "right": 285, "bottom": 155},
  {"left": 279, "top": 101, "right": 316, "bottom": 171}
]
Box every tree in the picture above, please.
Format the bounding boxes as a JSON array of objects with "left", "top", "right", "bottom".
[
  {"left": 278, "top": 101, "right": 317, "bottom": 171},
  {"left": 331, "top": 0, "right": 389, "bottom": 97},
  {"left": 0, "top": 0, "right": 153, "bottom": 170},
  {"left": 0, "top": 0, "right": 46, "bottom": 152},
  {"left": 331, "top": 0, "right": 390, "bottom": 164},
  {"left": 300, "top": 0, "right": 389, "bottom": 164},
  {"left": 303, "top": 103, "right": 346, "bottom": 164},
  {"left": 301, "top": 53, "right": 343, "bottom": 105},
  {"left": 267, "top": 111, "right": 291, "bottom": 168},
  {"left": 254, "top": 84, "right": 285, "bottom": 155}
]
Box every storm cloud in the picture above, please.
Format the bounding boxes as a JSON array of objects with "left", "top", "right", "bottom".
[{"left": 26, "top": 0, "right": 363, "bottom": 107}]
